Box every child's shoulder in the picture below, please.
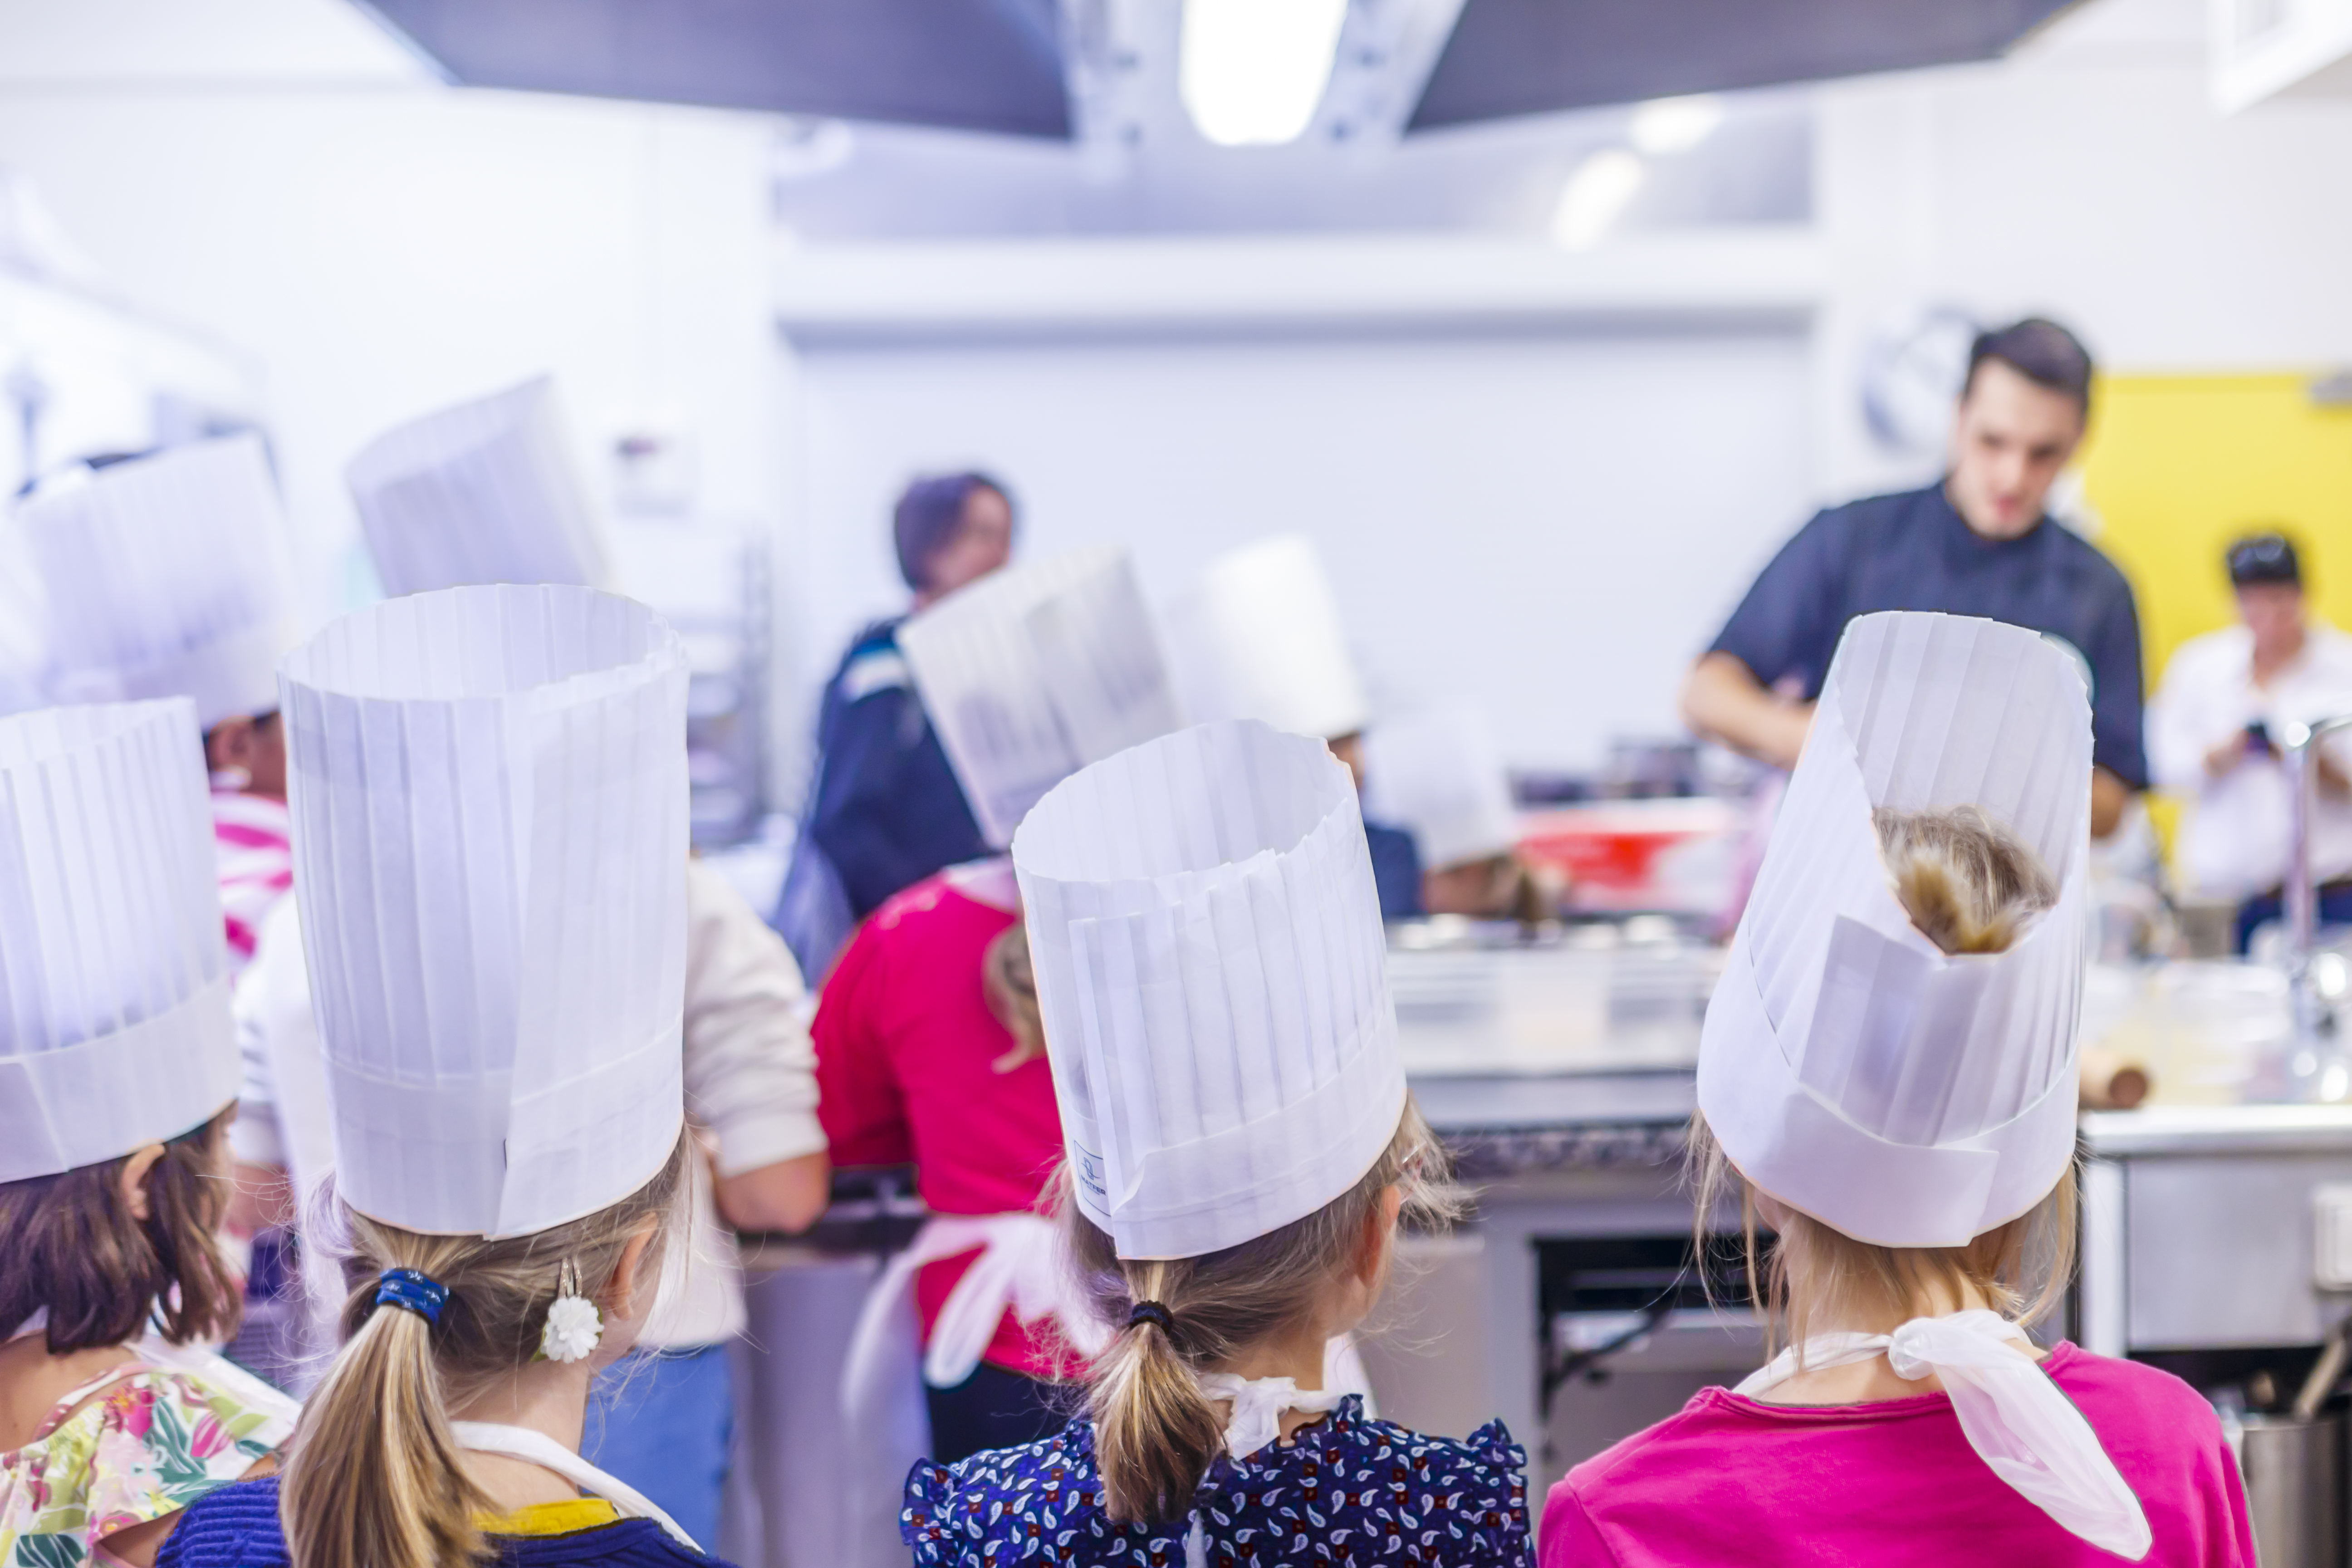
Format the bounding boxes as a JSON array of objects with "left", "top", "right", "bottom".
[
  {"left": 154, "top": 1475, "right": 291, "bottom": 1568},
  {"left": 1346, "top": 1407, "right": 1529, "bottom": 1482},
  {"left": 2043, "top": 1343, "right": 2234, "bottom": 1460},
  {"left": 1223, "top": 1403, "right": 1530, "bottom": 1562},
  {"left": 902, "top": 1419, "right": 1137, "bottom": 1566},
  {"left": 2051, "top": 1335, "right": 2230, "bottom": 1420}
]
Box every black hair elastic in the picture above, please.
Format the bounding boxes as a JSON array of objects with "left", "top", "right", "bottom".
[
  {"left": 1127, "top": 1300, "right": 1174, "bottom": 1333},
  {"left": 375, "top": 1268, "right": 450, "bottom": 1327}
]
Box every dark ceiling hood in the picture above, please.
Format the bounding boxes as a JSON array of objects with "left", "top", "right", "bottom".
[
  {"left": 358, "top": 0, "right": 1073, "bottom": 139},
  {"left": 1409, "top": 0, "right": 2082, "bottom": 131},
  {"left": 356, "top": 0, "right": 2080, "bottom": 144}
]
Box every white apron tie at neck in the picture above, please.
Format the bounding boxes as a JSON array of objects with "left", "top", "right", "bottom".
[
  {"left": 1195, "top": 1372, "right": 1348, "bottom": 1462},
  {"left": 1735, "top": 1310, "right": 2152, "bottom": 1560},
  {"left": 450, "top": 1421, "right": 700, "bottom": 1551}
]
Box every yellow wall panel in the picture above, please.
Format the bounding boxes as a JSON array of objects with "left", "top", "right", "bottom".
[{"left": 2078, "top": 373, "right": 2352, "bottom": 685}]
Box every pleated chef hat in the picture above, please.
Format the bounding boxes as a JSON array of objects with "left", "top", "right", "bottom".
[
  {"left": 898, "top": 545, "right": 1186, "bottom": 848},
  {"left": 346, "top": 377, "right": 611, "bottom": 599},
  {"left": 18, "top": 436, "right": 297, "bottom": 731},
  {"left": 0, "top": 700, "right": 236, "bottom": 1182},
  {"left": 1014, "top": 720, "right": 1407, "bottom": 1259},
  {"left": 1697, "top": 611, "right": 2093, "bottom": 1248},
  {"left": 1363, "top": 709, "right": 1519, "bottom": 871},
  {"left": 1166, "top": 535, "right": 1371, "bottom": 742},
  {"left": 281, "top": 584, "right": 689, "bottom": 1238}
]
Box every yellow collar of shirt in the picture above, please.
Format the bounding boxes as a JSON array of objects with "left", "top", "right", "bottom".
[{"left": 477, "top": 1499, "right": 623, "bottom": 1537}]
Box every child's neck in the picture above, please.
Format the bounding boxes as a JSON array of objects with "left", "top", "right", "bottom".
[
  {"left": 444, "top": 1361, "right": 598, "bottom": 1517},
  {"left": 1206, "top": 1322, "right": 1338, "bottom": 1443},
  {"left": 1752, "top": 1280, "right": 2045, "bottom": 1408}
]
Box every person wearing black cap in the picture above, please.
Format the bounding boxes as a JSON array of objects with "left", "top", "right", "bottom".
[
  {"left": 772, "top": 473, "right": 1015, "bottom": 978},
  {"left": 1681, "top": 318, "right": 2148, "bottom": 838},
  {"left": 2149, "top": 530, "right": 2352, "bottom": 951}
]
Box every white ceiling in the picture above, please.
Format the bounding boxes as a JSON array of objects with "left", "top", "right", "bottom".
[{"left": 0, "top": 0, "right": 429, "bottom": 86}]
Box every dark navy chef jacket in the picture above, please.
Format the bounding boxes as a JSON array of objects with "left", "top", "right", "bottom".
[{"left": 1709, "top": 481, "right": 2149, "bottom": 789}]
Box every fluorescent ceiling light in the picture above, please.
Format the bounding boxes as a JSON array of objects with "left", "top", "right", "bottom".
[
  {"left": 1181, "top": 0, "right": 1351, "bottom": 147},
  {"left": 1549, "top": 149, "right": 1646, "bottom": 250},
  {"left": 1628, "top": 94, "right": 1725, "bottom": 156}
]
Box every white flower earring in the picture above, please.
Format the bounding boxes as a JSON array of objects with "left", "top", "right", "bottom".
[{"left": 539, "top": 1259, "right": 603, "bottom": 1364}]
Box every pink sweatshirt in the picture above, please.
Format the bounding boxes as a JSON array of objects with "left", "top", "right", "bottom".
[
  {"left": 813, "top": 873, "right": 1067, "bottom": 1381},
  {"left": 1542, "top": 1343, "right": 2254, "bottom": 1567}
]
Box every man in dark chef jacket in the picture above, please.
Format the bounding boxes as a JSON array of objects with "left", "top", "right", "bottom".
[
  {"left": 1681, "top": 317, "right": 2146, "bottom": 837},
  {"left": 772, "top": 473, "right": 1014, "bottom": 978}
]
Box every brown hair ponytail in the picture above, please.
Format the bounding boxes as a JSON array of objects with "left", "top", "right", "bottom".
[
  {"left": 281, "top": 1134, "right": 689, "bottom": 1568},
  {"left": 1065, "top": 1099, "right": 1460, "bottom": 1527}
]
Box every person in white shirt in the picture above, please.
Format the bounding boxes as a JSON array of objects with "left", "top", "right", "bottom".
[
  {"left": 2148, "top": 531, "right": 2352, "bottom": 951},
  {"left": 230, "top": 857, "right": 829, "bottom": 1548}
]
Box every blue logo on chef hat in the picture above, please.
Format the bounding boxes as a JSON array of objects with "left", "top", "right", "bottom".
[{"left": 2040, "top": 632, "right": 2094, "bottom": 698}]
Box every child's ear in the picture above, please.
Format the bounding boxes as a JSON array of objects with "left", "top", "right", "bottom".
[
  {"left": 1358, "top": 1184, "right": 1405, "bottom": 1285},
  {"left": 118, "top": 1143, "right": 169, "bottom": 1223},
  {"left": 602, "top": 1219, "right": 662, "bottom": 1317}
]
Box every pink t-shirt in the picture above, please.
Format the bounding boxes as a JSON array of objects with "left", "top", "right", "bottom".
[
  {"left": 813, "top": 873, "right": 1067, "bottom": 1381},
  {"left": 1542, "top": 1343, "right": 2254, "bottom": 1567}
]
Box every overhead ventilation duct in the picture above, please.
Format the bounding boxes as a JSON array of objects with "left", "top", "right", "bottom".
[
  {"left": 358, "top": 0, "right": 1074, "bottom": 139},
  {"left": 1410, "top": 0, "right": 2080, "bottom": 130}
]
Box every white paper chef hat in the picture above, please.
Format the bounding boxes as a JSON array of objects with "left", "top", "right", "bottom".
[
  {"left": 281, "top": 584, "right": 689, "bottom": 1238},
  {"left": 1697, "top": 611, "right": 2092, "bottom": 1248},
  {"left": 345, "top": 377, "right": 611, "bottom": 598},
  {"left": 1363, "top": 709, "right": 1520, "bottom": 871},
  {"left": 0, "top": 700, "right": 237, "bottom": 1182},
  {"left": 1014, "top": 719, "right": 1407, "bottom": 1259},
  {"left": 898, "top": 545, "right": 1186, "bottom": 849},
  {"left": 1166, "top": 536, "right": 1371, "bottom": 742},
  {"left": 18, "top": 436, "right": 298, "bottom": 731}
]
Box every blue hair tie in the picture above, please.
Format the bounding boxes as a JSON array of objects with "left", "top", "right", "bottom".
[{"left": 375, "top": 1268, "right": 450, "bottom": 1327}]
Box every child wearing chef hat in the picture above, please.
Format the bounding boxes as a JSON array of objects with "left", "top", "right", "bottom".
[
  {"left": 1166, "top": 534, "right": 1432, "bottom": 921},
  {"left": 215, "top": 379, "right": 827, "bottom": 1548},
  {"left": 1542, "top": 612, "right": 2252, "bottom": 1567},
  {"left": 18, "top": 436, "right": 303, "bottom": 978},
  {"left": 0, "top": 700, "right": 299, "bottom": 1568},
  {"left": 900, "top": 718, "right": 1535, "bottom": 1567},
  {"left": 823, "top": 545, "right": 1186, "bottom": 1519},
  {"left": 156, "top": 585, "right": 728, "bottom": 1568}
]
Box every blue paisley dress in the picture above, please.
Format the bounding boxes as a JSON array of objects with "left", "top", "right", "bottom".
[{"left": 902, "top": 1395, "right": 1532, "bottom": 1567}]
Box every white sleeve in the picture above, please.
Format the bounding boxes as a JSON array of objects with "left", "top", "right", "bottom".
[
  {"left": 680, "top": 858, "right": 828, "bottom": 1176},
  {"left": 228, "top": 922, "right": 289, "bottom": 1170},
  {"left": 2146, "top": 642, "right": 2223, "bottom": 798}
]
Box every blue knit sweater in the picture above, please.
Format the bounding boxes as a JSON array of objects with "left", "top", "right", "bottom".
[{"left": 156, "top": 1477, "right": 731, "bottom": 1568}]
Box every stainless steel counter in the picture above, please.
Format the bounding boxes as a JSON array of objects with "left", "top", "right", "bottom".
[{"left": 2080, "top": 1103, "right": 2352, "bottom": 1359}]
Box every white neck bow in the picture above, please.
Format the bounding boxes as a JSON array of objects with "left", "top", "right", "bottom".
[
  {"left": 1195, "top": 1372, "right": 1348, "bottom": 1461},
  {"left": 1737, "top": 1309, "right": 2151, "bottom": 1560}
]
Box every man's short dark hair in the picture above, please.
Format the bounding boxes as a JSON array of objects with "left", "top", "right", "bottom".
[
  {"left": 2227, "top": 531, "right": 2301, "bottom": 588},
  {"left": 1963, "top": 318, "right": 2093, "bottom": 416}
]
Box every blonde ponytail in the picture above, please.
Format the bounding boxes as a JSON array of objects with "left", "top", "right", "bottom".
[
  {"left": 1086, "top": 1260, "right": 1228, "bottom": 1526},
  {"left": 281, "top": 1135, "right": 689, "bottom": 1568},
  {"left": 1065, "top": 1099, "right": 1460, "bottom": 1527},
  {"left": 284, "top": 1259, "right": 484, "bottom": 1568}
]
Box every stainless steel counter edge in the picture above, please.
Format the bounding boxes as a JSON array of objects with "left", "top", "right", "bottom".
[
  {"left": 2081, "top": 1103, "right": 2352, "bottom": 1156},
  {"left": 1407, "top": 1068, "right": 1697, "bottom": 1132}
]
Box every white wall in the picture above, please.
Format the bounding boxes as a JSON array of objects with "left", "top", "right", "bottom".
[
  {"left": 782, "top": 328, "right": 1813, "bottom": 772},
  {"left": 0, "top": 84, "right": 784, "bottom": 627},
  {"left": 1810, "top": 0, "right": 2352, "bottom": 496}
]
